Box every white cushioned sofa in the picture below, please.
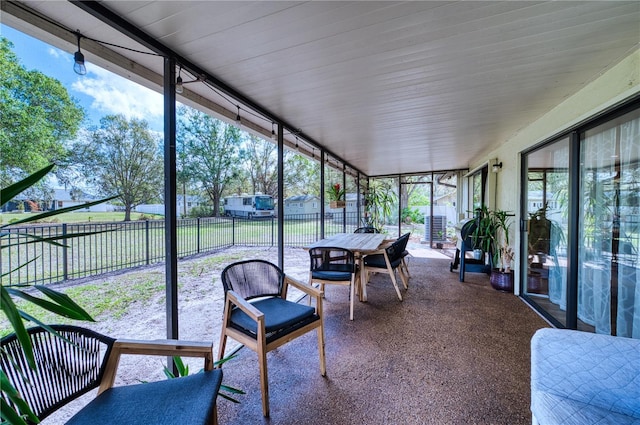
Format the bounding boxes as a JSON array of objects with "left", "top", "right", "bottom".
[{"left": 530, "top": 328, "right": 640, "bottom": 425}]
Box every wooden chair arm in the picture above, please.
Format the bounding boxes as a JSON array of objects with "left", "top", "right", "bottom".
[
  {"left": 285, "top": 275, "right": 323, "bottom": 299},
  {"left": 99, "top": 339, "right": 214, "bottom": 394},
  {"left": 227, "top": 290, "right": 264, "bottom": 321}
]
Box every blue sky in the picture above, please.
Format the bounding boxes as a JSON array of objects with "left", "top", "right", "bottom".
[{"left": 1, "top": 24, "right": 164, "bottom": 132}]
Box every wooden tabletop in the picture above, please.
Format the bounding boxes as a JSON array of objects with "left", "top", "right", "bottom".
[{"left": 307, "top": 233, "right": 386, "bottom": 253}]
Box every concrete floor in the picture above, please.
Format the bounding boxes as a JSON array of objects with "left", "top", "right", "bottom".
[{"left": 216, "top": 255, "right": 549, "bottom": 424}]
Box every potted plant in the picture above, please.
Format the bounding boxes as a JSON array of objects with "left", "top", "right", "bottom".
[
  {"left": 526, "top": 203, "right": 564, "bottom": 293},
  {"left": 472, "top": 206, "right": 514, "bottom": 292},
  {"left": 362, "top": 181, "right": 396, "bottom": 231},
  {"left": 327, "top": 183, "right": 345, "bottom": 208}
]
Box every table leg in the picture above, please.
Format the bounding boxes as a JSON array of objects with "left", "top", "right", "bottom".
[{"left": 359, "top": 254, "right": 368, "bottom": 302}]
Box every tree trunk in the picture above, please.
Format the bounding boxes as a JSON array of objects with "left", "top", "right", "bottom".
[{"left": 124, "top": 205, "right": 132, "bottom": 221}]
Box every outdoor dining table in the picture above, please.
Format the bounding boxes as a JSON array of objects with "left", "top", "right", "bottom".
[{"left": 306, "top": 232, "right": 387, "bottom": 302}]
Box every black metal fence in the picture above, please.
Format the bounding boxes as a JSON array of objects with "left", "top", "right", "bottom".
[{"left": 1, "top": 212, "right": 361, "bottom": 286}]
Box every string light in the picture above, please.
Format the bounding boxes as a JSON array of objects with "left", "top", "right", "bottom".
[
  {"left": 175, "top": 67, "right": 184, "bottom": 93},
  {"left": 73, "top": 31, "right": 86, "bottom": 75},
  {"left": 235, "top": 106, "right": 241, "bottom": 127}
]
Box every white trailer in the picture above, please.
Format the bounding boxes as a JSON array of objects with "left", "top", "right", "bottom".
[{"left": 223, "top": 194, "right": 275, "bottom": 218}]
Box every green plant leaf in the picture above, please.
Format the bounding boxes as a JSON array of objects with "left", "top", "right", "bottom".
[
  {"left": 1, "top": 369, "right": 39, "bottom": 424},
  {"left": 0, "top": 287, "right": 35, "bottom": 370},
  {"left": 6, "top": 287, "right": 94, "bottom": 322},
  {"left": 0, "top": 257, "right": 39, "bottom": 278},
  {"left": 0, "top": 164, "right": 55, "bottom": 209}
]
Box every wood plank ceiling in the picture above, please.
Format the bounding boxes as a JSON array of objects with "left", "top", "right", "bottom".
[{"left": 3, "top": 1, "right": 639, "bottom": 176}]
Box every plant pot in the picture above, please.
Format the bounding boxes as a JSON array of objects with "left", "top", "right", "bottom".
[
  {"left": 435, "top": 242, "right": 443, "bottom": 249},
  {"left": 473, "top": 249, "right": 483, "bottom": 260},
  {"left": 490, "top": 269, "right": 513, "bottom": 292},
  {"left": 527, "top": 271, "right": 548, "bottom": 294},
  {"left": 330, "top": 201, "right": 345, "bottom": 208}
]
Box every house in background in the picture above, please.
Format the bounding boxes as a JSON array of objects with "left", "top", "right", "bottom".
[
  {"left": 1, "top": 188, "right": 113, "bottom": 213},
  {"left": 49, "top": 189, "right": 113, "bottom": 212},
  {"left": 136, "top": 195, "right": 207, "bottom": 217},
  {"left": 283, "top": 195, "right": 320, "bottom": 218}
]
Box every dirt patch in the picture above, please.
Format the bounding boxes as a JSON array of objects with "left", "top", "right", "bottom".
[{"left": 17, "top": 246, "right": 309, "bottom": 424}]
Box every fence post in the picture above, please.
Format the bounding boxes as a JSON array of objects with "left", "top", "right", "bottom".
[
  {"left": 62, "top": 223, "right": 68, "bottom": 281},
  {"left": 315, "top": 213, "right": 319, "bottom": 241},
  {"left": 197, "top": 217, "right": 201, "bottom": 253},
  {"left": 145, "top": 220, "right": 150, "bottom": 265},
  {"left": 232, "top": 217, "right": 235, "bottom": 246},
  {"left": 271, "top": 217, "right": 275, "bottom": 247}
]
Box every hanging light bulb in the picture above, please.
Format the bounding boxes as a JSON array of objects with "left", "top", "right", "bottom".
[
  {"left": 235, "top": 106, "right": 241, "bottom": 127},
  {"left": 175, "top": 67, "right": 184, "bottom": 94},
  {"left": 271, "top": 122, "right": 276, "bottom": 140},
  {"left": 73, "top": 32, "right": 86, "bottom": 75}
]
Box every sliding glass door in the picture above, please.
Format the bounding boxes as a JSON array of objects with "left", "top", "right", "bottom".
[
  {"left": 521, "top": 100, "right": 639, "bottom": 338},
  {"left": 579, "top": 108, "right": 640, "bottom": 337},
  {"left": 523, "top": 138, "right": 570, "bottom": 327}
]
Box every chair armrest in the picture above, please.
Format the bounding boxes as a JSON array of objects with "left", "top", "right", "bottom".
[
  {"left": 99, "top": 339, "right": 214, "bottom": 394},
  {"left": 284, "top": 275, "right": 323, "bottom": 299},
  {"left": 227, "top": 289, "right": 264, "bottom": 321}
]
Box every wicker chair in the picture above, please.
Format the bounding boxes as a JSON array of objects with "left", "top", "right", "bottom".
[
  {"left": 217, "top": 260, "right": 326, "bottom": 417},
  {"left": 363, "top": 233, "right": 411, "bottom": 301},
  {"left": 1, "top": 325, "right": 222, "bottom": 425},
  {"left": 309, "top": 247, "right": 358, "bottom": 320}
]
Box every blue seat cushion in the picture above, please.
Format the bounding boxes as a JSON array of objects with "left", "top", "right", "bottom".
[
  {"left": 67, "top": 369, "right": 223, "bottom": 425},
  {"left": 364, "top": 254, "right": 401, "bottom": 269},
  {"left": 230, "top": 297, "right": 318, "bottom": 336},
  {"left": 312, "top": 263, "right": 354, "bottom": 281}
]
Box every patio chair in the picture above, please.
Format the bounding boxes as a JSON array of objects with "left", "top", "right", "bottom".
[
  {"left": 309, "top": 247, "right": 358, "bottom": 320},
  {"left": 363, "top": 233, "right": 411, "bottom": 301},
  {"left": 354, "top": 226, "right": 380, "bottom": 233},
  {"left": 1, "top": 325, "right": 223, "bottom": 425},
  {"left": 217, "top": 259, "right": 326, "bottom": 417}
]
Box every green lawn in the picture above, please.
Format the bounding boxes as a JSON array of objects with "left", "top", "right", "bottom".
[{"left": 0, "top": 211, "right": 163, "bottom": 225}]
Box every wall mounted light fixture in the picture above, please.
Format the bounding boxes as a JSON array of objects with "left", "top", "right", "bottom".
[{"left": 492, "top": 161, "right": 503, "bottom": 173}]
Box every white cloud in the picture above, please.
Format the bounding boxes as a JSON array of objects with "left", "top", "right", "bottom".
[
  {"left": 47, "top": 47, "right": 65, "bottom": 60},
  {"left": 71, "top": 66, "right": 163, "bottom": 122}
]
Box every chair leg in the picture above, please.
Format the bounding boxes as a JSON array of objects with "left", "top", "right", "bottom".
[
  {"left": 257, "top": 331, "right": 270, "bottom": 417},
  {"left": 317, "top": 320, "right": 327, "bottom": 377},
  {"left": 388, "top": 267, "right": 403, "bottom": 301},
  {"left": 401, "top": 257, "right": 411, "bottom": 278},
  {"left": 217, "top": 332, "right": 227, "bottom": 365},
  {"left": 349, "top": 276, "right": 355, "bottom": 320},
  {"left": 399, "top": 267, "right": 409, "bottom": 290}
]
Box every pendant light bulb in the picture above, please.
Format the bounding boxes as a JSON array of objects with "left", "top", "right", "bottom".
[
  {"left": 176, "top": 75, "right": 184, "bottom": 94},
  {"left": 271, "top": 123, "right": 276, "bottom": 140},
  {"left": 73, "top": 32, "right": 86, "bottom": 75},
  {"left": 235, "top": 106, "right": 241, "bottom": 127}
]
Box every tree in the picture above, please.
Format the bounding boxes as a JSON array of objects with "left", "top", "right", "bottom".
[
  {"left": 0, "top": 37, "right": 85, "bottom": 186},
  {"left": 241, "top": 135, "right": 278, "bottom": 196},
  {"left": 284, "top": 153, "right": 320, "bottom": 198},
  {"left": 177, "top": 107, "right": 243, "bottom": 216},
  {"left": 77, "top": 114, "right": 163, "bottom": 221}
]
